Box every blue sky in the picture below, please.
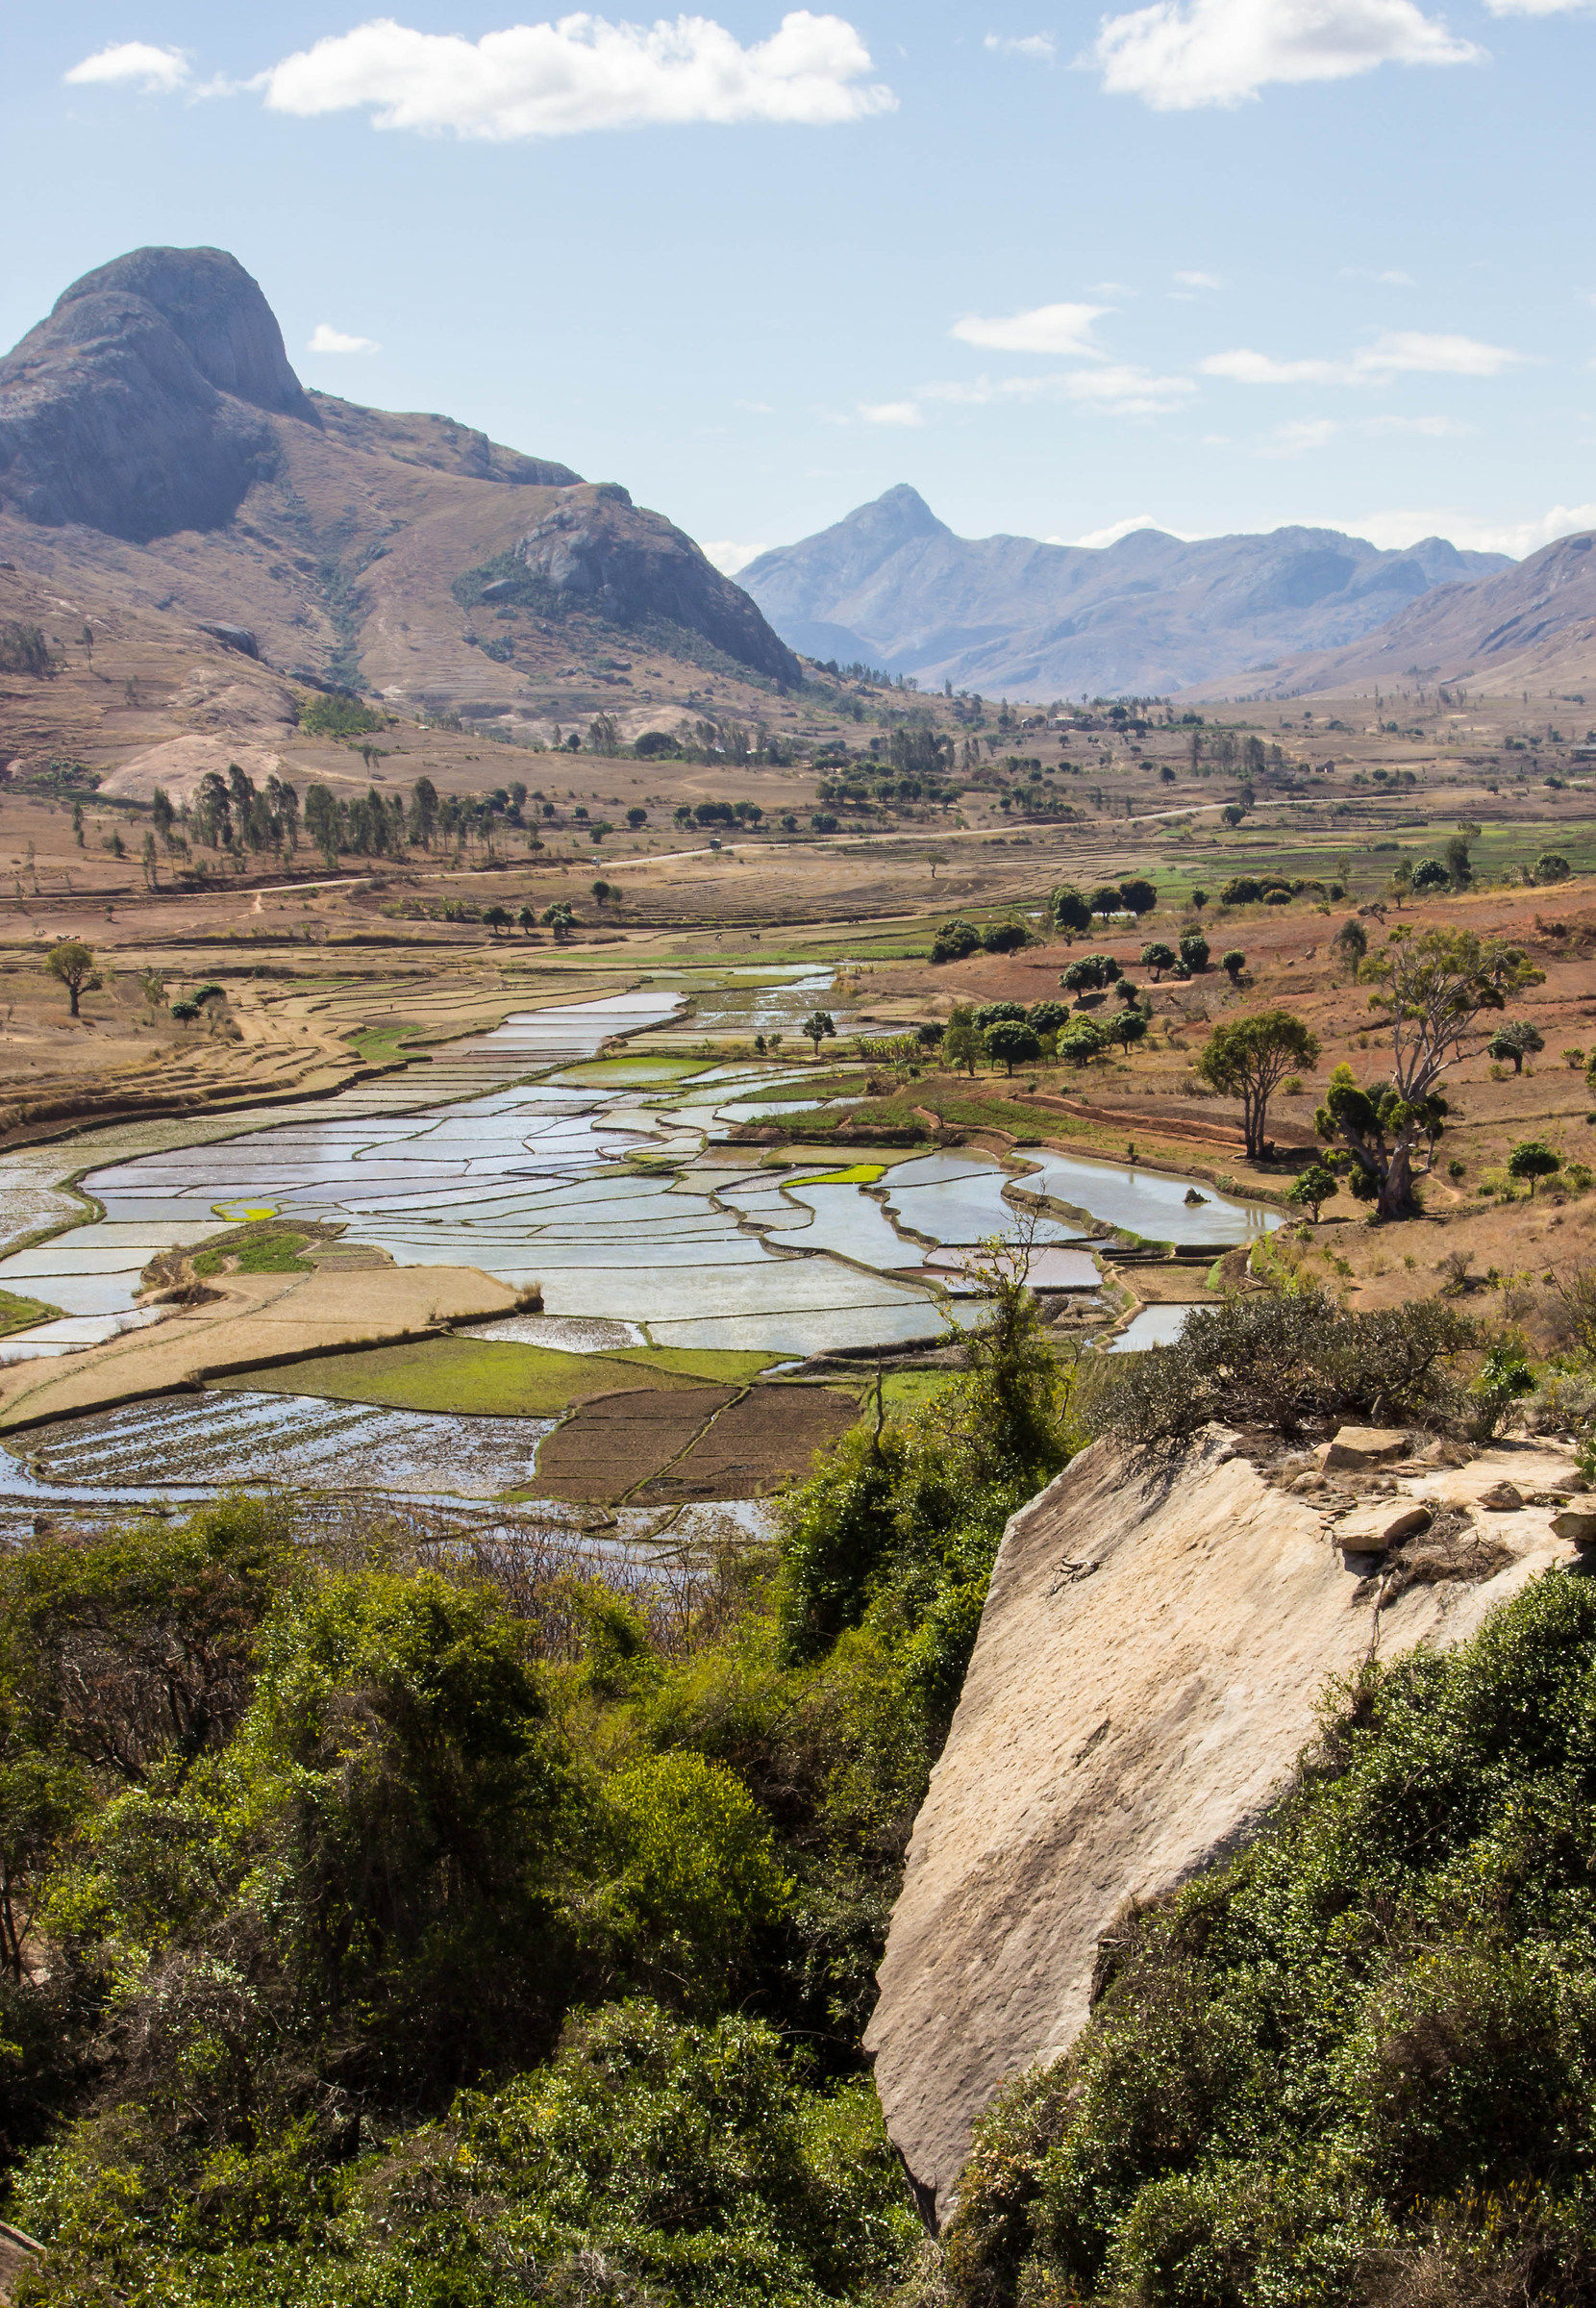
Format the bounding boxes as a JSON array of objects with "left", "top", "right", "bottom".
[{"left": 6, "top": 1, "right": 1596, "bottom": 568}]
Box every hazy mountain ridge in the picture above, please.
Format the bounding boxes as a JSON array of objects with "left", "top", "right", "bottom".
[
  {"left": 1238, "top": 529, "right": 1596, "bottom": 698},
  {"left": 739, "top": 485, "right": 1509, "bottom": 697}
]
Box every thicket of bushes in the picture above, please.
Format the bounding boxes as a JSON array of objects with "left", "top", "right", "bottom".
[{"left": 0, "top": 1255, "right": 1072, "bottom": 2306}]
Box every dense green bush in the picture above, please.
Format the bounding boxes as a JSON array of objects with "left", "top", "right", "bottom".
[
  {"left": 1086, "top": 1285, "right": 1478, "bottom": 1449},
  {"left": 945, "top": 1570, "right": 1596, "bottom": 2307},
  {"left": 0, "top": 1248, "right": 1075, "bottom": 2304}
]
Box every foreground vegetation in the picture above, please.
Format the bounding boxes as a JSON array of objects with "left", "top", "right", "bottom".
[
  {"left": 0, "top": 1254, "right": 1071, "bottom": 2306},
  {"left": 3, "top": 1255, "right": 1595, "bottom": 2305}
]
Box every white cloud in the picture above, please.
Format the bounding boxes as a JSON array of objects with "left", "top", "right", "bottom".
[
  {"left": 702, "top": 539, "right": 769, "bottom": 571},
  {"left": 64, "top": 40, "right": 192, "bottom": 93},
  {"left": 1363, "top": 411, "right": 1471, "bottom": 435},
  {"left": 1062, "top": 513, "right": 1174, "bottom": 546},
  {"left": 922, "top": 364, "right": 1194, "bottom": 416},
  {"left": 951, "top": 300, "right": 1105, "bottom": 354},
  {"left": 1483, "top": 0, "right": 1592, "bottom": 13},
  {"left": 984, "top": 30, "right": 1058, "bottom": 59},
  {"left": 1173, "top": 268, "right": 1222, "bottom": 288},
  {"left": 1258, "top": 417, "right": 1340, "bottom": 455},
  {"left": 1341, "top": 264, "right": 1416, "bottom": 284},
  {"left": 1202, "top": 330, "right": 1525, "bottom": 384},
  {"left": 1338, "top": 502, "right": 1596, "bottom": 555},
  {"left": 258, "top": 11, "right": 893, "bottom": 138},
  {"left": 306, "top": 323, "right": 382, "bottom": 354},
  {"left": 858, "top": 400, "right": 924, "bottom": 425},
  {"left": 734, "top": 397, "right": 775, "bottom": 413},
  {"left": 1085, "top": 0, "right": 1481, "bottom": 111}
]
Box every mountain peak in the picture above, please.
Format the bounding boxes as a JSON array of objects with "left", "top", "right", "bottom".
[
  {"left": 52, "top": 246, "right": 313, "bottom": 420},
  {"left": 0, "top": 244, "right": 316, "bottom": 540}
]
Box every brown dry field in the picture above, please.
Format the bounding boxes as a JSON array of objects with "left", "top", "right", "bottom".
[
  {"left": 0, "top": 631, "right": 1593, "bottom": 1371},
  {"left": 631, "top": 1385, "right": 860, "bottom": 1504},
  {"left": 534, "top": 1386, "right": 737, "bottom": 1502}
]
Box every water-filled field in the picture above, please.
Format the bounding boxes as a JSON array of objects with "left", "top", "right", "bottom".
[{"left": 0, "top": 970, "right": 1281, "bottom": 1520}]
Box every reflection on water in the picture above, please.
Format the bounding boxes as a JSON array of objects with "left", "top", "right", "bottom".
[
  {"left": 1020, "top": 1150, "right": 1280, "bottom": 1247},
  {"left": 1109, "top": 1304, "right": 1195, "bottom": 1352}
]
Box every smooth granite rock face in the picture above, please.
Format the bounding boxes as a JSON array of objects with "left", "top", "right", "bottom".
[
  {"left": 0, "top": 246, "right": 316, "bottom": 540},
  {"left": 511, "top": 486, "right": 802, "bottom": 687},
  {"left": 865, "top": 1432, "right": 1582, "bottom": 2227}
]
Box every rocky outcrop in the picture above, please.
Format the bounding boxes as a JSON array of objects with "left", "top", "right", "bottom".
[
  {"left": 511, "top": 485, "right": 801, "bottom": 685},
  {"left": 0, "top": 246, "right": 316, "bottom": 541},
  {"left": 865, "top": 1428, "right": 1586, "bottom": 2227}
]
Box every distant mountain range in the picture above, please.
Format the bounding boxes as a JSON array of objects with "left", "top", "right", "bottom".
[
  {"left": 738, "top": 486, "right": 1512, "bottom": 699},
  {"left": 1238, "top": 530, "right": 1596, "bottom": 699}
]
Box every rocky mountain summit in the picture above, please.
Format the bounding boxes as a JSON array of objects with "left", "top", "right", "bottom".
[
  {"left": 740, "top": 485, "right": 1510, "bottom": 698},
  {"left": 0, "top": 246, "right": 316, "bottom": 540},
  {"left": 0, "top": 244, "right": 796, "bottom": 737}
]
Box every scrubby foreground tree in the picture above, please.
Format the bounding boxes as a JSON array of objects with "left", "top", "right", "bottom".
[{"left": 1315, "top": 927, "right": 1542, "bottom": 1217}]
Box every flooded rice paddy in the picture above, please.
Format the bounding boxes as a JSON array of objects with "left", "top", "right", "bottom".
[{"left": 0, "top": 968, "right": 1281, "bottom": 1527}]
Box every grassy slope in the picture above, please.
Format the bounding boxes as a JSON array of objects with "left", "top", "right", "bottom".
[{"left": 213, "top": 1335, "right": 773, "bottom": 1415}]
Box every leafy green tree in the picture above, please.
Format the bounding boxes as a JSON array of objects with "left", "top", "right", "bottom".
[
  {"left": 1316, "top": 928, "right": 1542, "bottom": 1216},
  {"left": 483, "top": 904, "right": 511, "bottom": 937},
  {"left": 802, "top": 1009, "right": 835, "bottom": 1058},
  {"left": 931, "top": 916, "right": 982, "bottom": 964},
  {"left": 1508, "top": 1140, "right": 1561, "bottom": 1196},
  {"left": 517, "top": 904, "right": 536, "bottom": 936},
  {"left": 1411, "top": 855, "right": 1450, "bottom": 892},
  {"left": 1534, "top": 850, "right": 1571, "bottom": 884},
  {"left": 44, "top": 941, "right": 98, "bottom": 1017},
  {"left": 1195, "top": 1010, "right": 1320, "bottom": 1159},
  {"left": 1118, "top": 877, "right": 1159, "bottom": 917},
  {"left": 303, "top": 782, "right": 340, "bottom": 867},
  {"left": 540, "top": 900, "right": 575, "bottom": 942},
  {"left": 1059, "top": 1016, "right": 1107, "bottom": 1067},
  {"left": 1487, "top": 1019, "right": 1544, "bottom": 1073},
  {"left": 984, "top": 1020, "right": 1042, "bottom": 1074},
  {"left": 598, "top": 1753, "right": 788, "bottom": 2010},
  {"left": 1104, "top": 1009, "right": 1148, "bottom": 1050},
  {"left": 1178, "top": 931, "right": 1209, "bottom": 972},
  {"left": 1140, "top": 941, "right": 1177, "bottom": 981},
  {"left": 1027, "top": 1000, "right": 1069, "bottom": 1037},
  {"left": 1444, "top": 832, "right": 1473, "bottom": 888},
  {"left": 1334, "top": 916, "right": 1367, "bottom": 975},
  {"left": 1052, "top": 884, "right": 1091, "bottom": 938},
  {"left": 1089, "top": 883, "right": 1126, "bottom": 917},
  {"left": 974, "top": 1001, "right": 1027, "bottom": 1028},
  {"left": 1284, "top": 1161, "right": 1339, "bottom": 1221},
  {"left": 626, "top": 806, "right": 648, "bottom": 828},
  {"left": 1222, "top": 948, "right": 1245, "bottom": 980},
  {"left": 943, "top": 1010, "right": 982, "bottom": 1074}
]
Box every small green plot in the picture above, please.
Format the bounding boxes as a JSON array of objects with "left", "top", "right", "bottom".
[
  {"left": 214, "top": 1337, "right": 775, "bottom": 1417},
  {"left": 800, "top": 1163, "right": 890, "bottom": 1186},
  {"left": 0, "top": 1287, "right": 63, "bottom": 1339},
  {"left": 194, "top": 1230, "right": 312, "bottom": 1276},
  {"left": 555, "top": 1055, "right": 712, "bottom": 1084}
]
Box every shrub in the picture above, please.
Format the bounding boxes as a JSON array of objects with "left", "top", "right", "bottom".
[
  {"left": 1178, "top": 932, "right": 1209, "bottom": 972},
  {"left": 297, "top": 690, "right": 383, "bottom": 740},
  {"left": 1085, "top": 1286, "right": 1477, "bottom": 1450},
  {"left": 1534, "top": 851, "right": 1572, "bottom": 883},
  {"left": 982, "top": 922, "right": 1030, "bottom": 954},
  {"left": 1221, "top": 950, "right": 1245, "bottom": 981},
  {"left": 1507, "top": 1139, "right": 1560, "bottom": 1195},
  {"left": 931, "top": 916, "right": 982, "bottom": 964}
]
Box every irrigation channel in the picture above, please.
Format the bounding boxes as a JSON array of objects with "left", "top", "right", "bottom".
[{"left": 0, "top": 970, "right": 1280, "bottom": 1547}]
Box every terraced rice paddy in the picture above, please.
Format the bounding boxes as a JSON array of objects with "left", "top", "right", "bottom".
[{"left": 0, "top": 969, "right": 1282, "bottom": 1526}]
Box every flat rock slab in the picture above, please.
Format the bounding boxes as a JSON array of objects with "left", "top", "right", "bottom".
[
  {"left": 1333, "top": 1499, "right": 1433, "bottom": 1551},
  {"left": 865, "top": 1432, "right": 1581, "bottom": 2227},
  {"left": 1318, "top": 1425, "right": 1409, "bottom": 1469}
]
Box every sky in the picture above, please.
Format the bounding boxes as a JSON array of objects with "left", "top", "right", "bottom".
[{"left": 6, "top": 1, "right": 1596, "bottom": 571}]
